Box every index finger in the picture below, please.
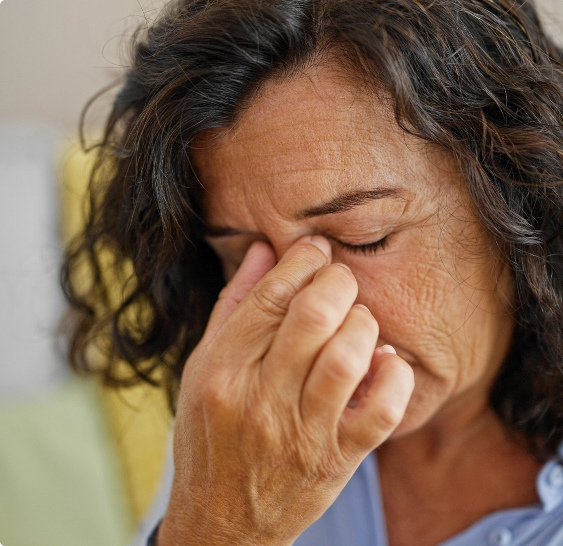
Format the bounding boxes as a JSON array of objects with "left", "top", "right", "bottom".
[
  {"left": 199, "top": 239, "right": 278, "bottom": 347},
  {"left": 213, "top": 235, "right": 332, "bottom": 362}
]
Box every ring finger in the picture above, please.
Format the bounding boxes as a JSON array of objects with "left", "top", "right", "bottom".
[{"left": 300, "top": 303, "right": 379, "bottom": 427}]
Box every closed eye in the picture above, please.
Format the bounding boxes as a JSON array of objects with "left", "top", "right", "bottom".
[{"left": 335, "top": 235, "right": 389, "bottom": 255}]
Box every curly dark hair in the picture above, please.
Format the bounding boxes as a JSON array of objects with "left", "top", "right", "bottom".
[{"left": 62, "top": 0, "right": 563, "bottom": 461}]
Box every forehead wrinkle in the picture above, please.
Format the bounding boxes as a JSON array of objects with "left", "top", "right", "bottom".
[
  {"left": 194, "top": 65, "right": 454, "bottom": 234},
  {"left": 229, "top": 73, "right": 380, "bottom": 150},
  {"left": 198, "top": 129, "right": 424, "bottom": 231},
  {"left": 229, "top": 132, "right": 397, "bottom": 193},
  {"left": 232, "top": 115, "right": 371, "bottom": 146},
  {"left": 227, "top": 111, "right": 420, "bottom": 187}
]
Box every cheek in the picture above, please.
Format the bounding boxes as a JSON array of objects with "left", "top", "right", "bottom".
[
  {"left": 348, "top": 245, "right": 454, "bottom": 348},
  {"left": 349, "top": 252, "right": 461, "bottom": 433},
  {"left": 347, "top": 237, "right": 514, "bottom": 392}
]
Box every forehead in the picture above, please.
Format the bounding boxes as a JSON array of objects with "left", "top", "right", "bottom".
[{"left": 190, "top": 64, "right": 455, "bottom": 226}]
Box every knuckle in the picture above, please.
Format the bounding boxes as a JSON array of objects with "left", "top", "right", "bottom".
[
  {"left": 353, "top": 306, "right": 379, "bottom": 336},
  {"left": 290, "top": 293, "right": 341, "bottom": 332},
  {"left": 373, "top": 402, "right": 403, "bottom": 431},
  {"left": 198, "top": 373, "right": 232, "bottom": 409},
  {"left": 322, "top": 347, "right": 359, "bottom": 383},
  {"left": 251, "top": 277, "right": 295, "bottom": 316}
]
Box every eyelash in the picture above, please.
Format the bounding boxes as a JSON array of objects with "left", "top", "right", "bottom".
[{"left": 336, "top": 235, "right": 389, "bottom": 255}]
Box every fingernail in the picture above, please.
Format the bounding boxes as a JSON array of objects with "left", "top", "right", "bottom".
[
  {"left": 307, "top": 235, "right": 331, "bottom": 259},
  {"left": 334, "top": 262, "right": 351, "bottom": 271},
  {"left": 354, "top": 303, "right": 370, "bottom": 312},
  {"left": 377, "top": 344, "right": 396, "bottom": 355}
]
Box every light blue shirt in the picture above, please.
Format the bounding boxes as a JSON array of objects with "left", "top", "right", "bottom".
[
  {"left": 134, "top": 440, "right": 563, "bottom": 546},
  {"left": 295, "top": 445, "right": 563, "bottom": 546}
]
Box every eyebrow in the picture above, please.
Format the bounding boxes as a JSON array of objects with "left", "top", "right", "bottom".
[
  {"left": 294, "top": 187, "right": 401, "bottom": 220},
  {"left": 204, "top": 186, "right": 402, "bottom": 237}
]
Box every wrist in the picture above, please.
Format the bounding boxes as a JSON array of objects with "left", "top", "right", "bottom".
[{"left": 156, "top": 506, "right": 294, "bottom": 546}]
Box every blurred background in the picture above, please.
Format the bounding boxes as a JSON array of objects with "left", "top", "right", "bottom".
[
  {"left": 0, "top": 1, "right": 173, "bottom": 545},
  {"left": 0, "top": 0, "right": 561, "bottom": 545}
]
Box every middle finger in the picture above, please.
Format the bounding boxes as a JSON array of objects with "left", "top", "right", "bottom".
[{"left": 261, "top": 262, "right": 358, "bottom": 393}]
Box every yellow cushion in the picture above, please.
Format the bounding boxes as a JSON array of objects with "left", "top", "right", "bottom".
[{"left": 59, "top": 140, "right": 172, "bottom": 523}]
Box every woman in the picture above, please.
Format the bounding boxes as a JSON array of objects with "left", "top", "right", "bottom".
[{"left": 63, "top": 0, "right": 563, "bottom": 544}]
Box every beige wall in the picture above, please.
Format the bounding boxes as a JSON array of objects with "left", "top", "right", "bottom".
[
  {"left": 539, "top": 0, "right": 563, "bottom": 43},
  {"left": 0, "top": 0, "right": 561, "bottom": 132},
  {"left": 0, "top": 0, "right": 167, "bottom": 132}
]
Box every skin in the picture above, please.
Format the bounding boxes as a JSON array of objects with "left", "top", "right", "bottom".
[{"left": 159, "top": 64, "right": 542, "bottom": 545}]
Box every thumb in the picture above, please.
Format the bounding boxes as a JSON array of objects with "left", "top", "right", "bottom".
[{"left": 200, "top": 240, "right": 277, "bottom": 346}]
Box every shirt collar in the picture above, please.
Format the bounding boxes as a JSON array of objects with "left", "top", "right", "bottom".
[{"left": 536, "top": 442, "right": 563, "bottom": 512}]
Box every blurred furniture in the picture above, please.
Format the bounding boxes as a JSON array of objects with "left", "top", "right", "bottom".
[
  {"left": 60, "top": 137, "right": 173, "bottom": 526},
  {"left": 0, "top": 125, "right": 171, "bottom": 546}
]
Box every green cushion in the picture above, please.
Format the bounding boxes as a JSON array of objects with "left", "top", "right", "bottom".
[{"left": 0, "top": 376, "right": 133, "bottom": 546}]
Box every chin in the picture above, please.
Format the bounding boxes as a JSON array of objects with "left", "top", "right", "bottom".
[{"left": 386, "top": 414, "right": 428, "bottom": 441}]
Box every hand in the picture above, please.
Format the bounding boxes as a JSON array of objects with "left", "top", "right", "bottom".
[{"left": 158, "top": 236, "right": 414, "bottom": 545}]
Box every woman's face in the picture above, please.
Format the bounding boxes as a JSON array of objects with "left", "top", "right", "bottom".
[{"left": 191, "top": 64, "right": 515, "bottom": 437}]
